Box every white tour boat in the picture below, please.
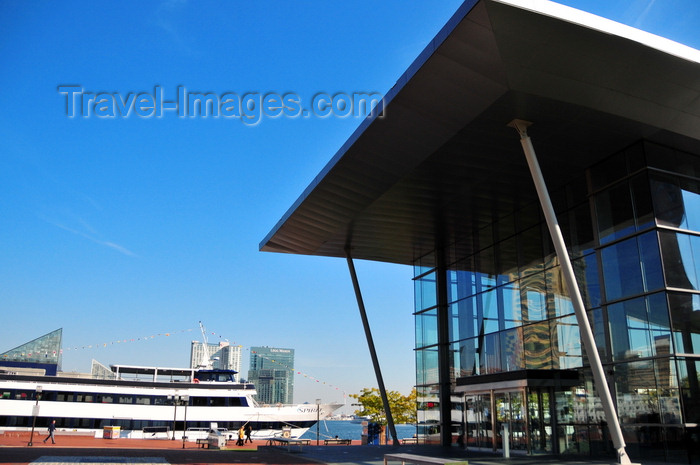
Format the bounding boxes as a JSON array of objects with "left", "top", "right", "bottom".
[{"left": 0, "top": 363, "right": 341, "bottom": 440}]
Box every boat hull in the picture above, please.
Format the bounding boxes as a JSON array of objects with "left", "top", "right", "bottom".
[{"left": 0, "top": 375, "right": 341, "bottom": 439}]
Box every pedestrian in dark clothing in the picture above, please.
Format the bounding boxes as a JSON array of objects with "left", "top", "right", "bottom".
[
  {"left": 43, "top": 420, "right": 56, "bottom": 444},
  {"left": 245, "top": 423, "right": 253, "bottom": 443}
]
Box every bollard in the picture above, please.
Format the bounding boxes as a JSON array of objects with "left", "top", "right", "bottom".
[{"left": 502, "top": 423, "right": 510, "bottom": 458}]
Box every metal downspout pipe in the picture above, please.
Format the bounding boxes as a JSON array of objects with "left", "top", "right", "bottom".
[
  {"left": 345, "top": 249, "right": 400, "bottom": 446},
  {"left": 508, "top": 119, "right": 633, "bottom": 464}
]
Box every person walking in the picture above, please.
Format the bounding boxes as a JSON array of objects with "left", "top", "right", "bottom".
[
  {"left": 244, "top": 423, "right": 253, "bottom": 443},
  {"left": 43, "top": 420, "right": 56, "bottom": 444},
  {"left": 236, "top": 425, "right": 245, "bottom": 446}
]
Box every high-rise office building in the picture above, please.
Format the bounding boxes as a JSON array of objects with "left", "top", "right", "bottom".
[
  {"left": 190, "top": 341, "right": 242, "bottom": 382},
  {"left": 260, "top": 0, "right": 700, "bottom": 462},
  {"left": 248, "top": 347, "right": 294, "bottom": 405}
]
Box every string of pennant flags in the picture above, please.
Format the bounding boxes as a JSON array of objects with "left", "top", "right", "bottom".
[
  {"left": 59, "top": 328, "right": 196, "bottom": 353},
  {"left": 6, "top": 326, "right": 348, "bottom": 395},
  {"left": 1, "top": 328, "right": 197, "bottom": 359}
]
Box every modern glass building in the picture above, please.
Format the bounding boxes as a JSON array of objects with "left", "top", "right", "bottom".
[
  {"left": 260, "top": 0, "right": 699, "bottom": 462},
  {"left": 413, "top": 141, "right": 699, "bottom": 460},
  {"left": 248, "top": 346, "right": 295, "bottom": 405},
  {"left": 0, "top": 328, "right": 62, "bottom": 375}
]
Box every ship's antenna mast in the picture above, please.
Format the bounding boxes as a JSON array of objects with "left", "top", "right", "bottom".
[{"left": 198, "top": 321, "right": 213, "bottom": 369}]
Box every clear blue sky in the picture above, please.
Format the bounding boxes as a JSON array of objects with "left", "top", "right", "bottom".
[{"left": 1, "top": 0, "right": 698, "bottom": 411}]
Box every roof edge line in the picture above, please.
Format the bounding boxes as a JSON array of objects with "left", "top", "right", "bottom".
[
  {"left": 259, "top": 0, "right": 483, "bottom": 252},
  {"left": 493, "top": 0, "right": 700, "bottom": 63}
]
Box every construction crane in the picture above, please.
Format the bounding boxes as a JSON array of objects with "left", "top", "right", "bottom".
[{"left": 197, "top": 321, "right": 214, "bottom": 370}]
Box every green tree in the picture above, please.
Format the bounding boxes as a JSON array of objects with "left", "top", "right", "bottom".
[{"left": 350, "top": 388, "right": 417, "bottom": 425}]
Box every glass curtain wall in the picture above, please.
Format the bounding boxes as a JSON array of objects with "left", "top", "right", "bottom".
[{"left": 413, "top": 140, "right": 700, "bottom": 462}]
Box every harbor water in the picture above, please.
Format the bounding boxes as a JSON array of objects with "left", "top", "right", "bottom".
[{"left": 300, "top": 420, "right": 416, "bottom": 440}]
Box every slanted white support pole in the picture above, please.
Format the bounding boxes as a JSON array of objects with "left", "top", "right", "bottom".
[
  {"left": 508, "top": 119, "right": 633, "bottom": 465},
  {"left": 345, "top": 248, "right": 400, "bottom": 446}
]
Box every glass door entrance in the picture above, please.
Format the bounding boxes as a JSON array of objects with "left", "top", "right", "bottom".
[
  {"left": 464, "top": 393, "right": 492, "bottom": 449},
  {"left": 495, "top": 391, "right": 527, "bottom": 451},
  {"left": 527, "top": 388, "right": 553, "bottom": 453},
  {"left": 464, "top": 390, "right": 527, "bottom": 453}
]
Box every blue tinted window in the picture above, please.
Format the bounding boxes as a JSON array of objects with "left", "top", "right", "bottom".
[
  {"left": 447, "top": 267, "right": 476, "bottom": 303},
  {"left": 574, "top": 253, "right": 601, "bottom": 308},
  {"left": 521, "top": 272, "right": 547, "bottom": 322},
  {"left": 608, "top": 297, "right": 650, "bottom": 360},
  {"left": 607, "top": 294, "right": 671, "bottom": 362},
  {"left": 481, "top": 333, "right": 501, "bottom": 374},
  {"left": 651, "top": 173, "right": 700, "bottom": 232},
  {"left": 415, "top": 308, "right": 438, "bottom": 348},
  {"left": 651, "top": 172, "right": 686, "bottom": 228},
  {"left": 416, "top": 348, "right": 438, "bottom": 385},
  {"left": 546, "top": 266, "right": 574, "bottom": 318},
  {"left": 456, "top": 339, "right": 479, "bottom": 377},
  {"left": 588, "top": 308, "right": 608, "bottom": 362},
  {"left": 660, "top": 232, "right": 700, "bottom": 290},
  {"left": 601, "top": 234, "right": 664, "bottom": 302},
  {"left": 630, "top": 173, "right": 654, "bottom": 231},
  {"left": 501, "top": 328, "right": 524, "bottom": 372},
  {"left": 551, "top": 315, "right": 582, "bottom": 369},
  {"left": 449, "top": 297, "right": 478, "bottom": 343},
  {"left": 680, "top": 178, "right": 700, "bottom": 231},
  {"left": 669, "top": 292, "right": 700, "bottom": 355},
  {"left": 481, "top": 288, "right": 500, "bottom": 334},
  {"left": 601, "top": 237, "right": 643, "bottom": 301},
  {"left": 638, "top": 231, "right": 664, "bottom": 291},
  {"left": 414, "top": 272, "right": 437, "bottom": 311},
  {"left": 647, "top": 292, "right": 672, "bottom": 356},
  {"left": 596, "top": 181, "right": 635, "bottom": 244},
  {"left": 502, "top": 283, "right": 522, "bottom": 329},
  {"left": 677, "top": 358, "right": 700, "bottom": 423}
]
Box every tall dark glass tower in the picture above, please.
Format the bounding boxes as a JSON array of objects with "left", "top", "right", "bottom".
[{"left": 248, "top": 346, "right": 295, "bottom": 404}]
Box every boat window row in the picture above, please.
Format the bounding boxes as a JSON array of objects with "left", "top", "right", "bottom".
[
  {"left": 1, "top": 390, "right": 248, "bottom": 407},
  {"left": 0, "top": 416, "right": 315, "bottom": 431}
]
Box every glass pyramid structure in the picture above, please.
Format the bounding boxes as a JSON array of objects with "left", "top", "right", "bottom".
[{"left": 0, "top": 328, "right": 62, "bottom": 371}]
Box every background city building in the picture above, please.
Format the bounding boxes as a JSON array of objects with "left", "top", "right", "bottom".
[
  {"left": 190, "top": 341, "right": 242, "bottom": 381},
  {"left": 248, "top": 346, "right": 295, "bottom": 405},
  {"left": 261, "top": 0, "right": 700, "bottom": 462}
]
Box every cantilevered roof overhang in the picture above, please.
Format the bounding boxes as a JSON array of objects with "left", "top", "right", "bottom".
[{"left": 260, "top": 0, "right": 700, "bottom": 266}]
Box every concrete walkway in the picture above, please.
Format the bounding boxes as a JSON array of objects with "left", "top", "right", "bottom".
[{"left": 0, "top": 432, "right": 681, "bottom": 465}]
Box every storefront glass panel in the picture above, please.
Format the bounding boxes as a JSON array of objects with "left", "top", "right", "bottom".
[{"left": 528, "top": 389, "right": 552, "bottom": 453}]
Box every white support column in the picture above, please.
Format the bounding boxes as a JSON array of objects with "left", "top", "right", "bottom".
[
  {"left": 345, "top": 249, "right": 400, "bottom": 446},
  {"left": 508, "top": 119, "right": 634, "bottom": 465}
]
